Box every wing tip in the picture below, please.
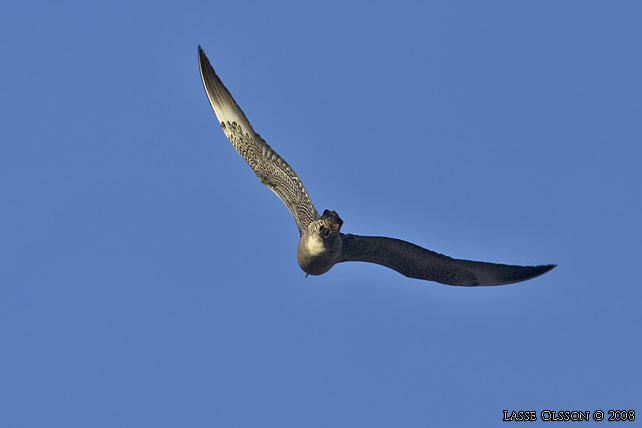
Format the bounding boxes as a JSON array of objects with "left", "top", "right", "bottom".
[
  {"left": 198, "top": 44, "right": 206, "bottom": 58},
  {"left": 471, "top": 262, "right": 556, "bottom": 286},
  {"left": 537, "top": 263, "right": 557, "bottom": 275},
  {"left": 510, "top": 263, "right": 556, "bottom": 285},
  {"left": 197, "top": 45, "right": 209, "bottom": 68}
]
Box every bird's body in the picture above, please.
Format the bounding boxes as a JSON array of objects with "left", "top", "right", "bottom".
[
  {"left": 198, "top": 46, "right": 555, "bottom": 286},
  {"left": 297, "top": 210, "right": 344, "bottom": 276}
]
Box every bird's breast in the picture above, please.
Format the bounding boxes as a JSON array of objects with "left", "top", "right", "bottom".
[
  {"left": 296, "top": 234, "right": 341, "bottom": 276},
  {"left": 305, "top": 235, "right": 326, "bottom": 257}
]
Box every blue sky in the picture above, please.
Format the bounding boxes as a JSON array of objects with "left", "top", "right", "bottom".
[{"left": 1, "top": 0, "right": 640, "bottom": 426}]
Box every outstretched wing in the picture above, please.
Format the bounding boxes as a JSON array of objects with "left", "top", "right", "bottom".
[
  {"left": 198, "top": 46, "right": 319, "bottom": 234},
  {"left": 338, "top": 234, "right": 555, "bottom": 286}
]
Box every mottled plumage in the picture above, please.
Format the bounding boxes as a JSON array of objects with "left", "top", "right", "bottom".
[
  {"left": 198, "top": 46, "right": 555, "bottom": 286},
  {"left": 198, "top": 48, "right": 318, "bottom": 234}
]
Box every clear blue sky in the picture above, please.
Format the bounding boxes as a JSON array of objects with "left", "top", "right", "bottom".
[{"left": 1, "top": 1, "right": 640, "bottom": 426}]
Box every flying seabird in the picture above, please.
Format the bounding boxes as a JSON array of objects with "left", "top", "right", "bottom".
[{"left": 197, "top": 46, "right": 555, "bottom": 286}]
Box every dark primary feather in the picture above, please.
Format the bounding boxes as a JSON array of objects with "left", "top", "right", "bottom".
[
  {"left": 198, "top": 46, "right": 319, "bottom": 235},
  {"left": 338, "top": 234, "right": 556, "bottom": 286}
]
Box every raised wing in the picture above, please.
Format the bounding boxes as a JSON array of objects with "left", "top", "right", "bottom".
[
  {"left": 338, "top": 234, "right": 555, "bottom": 286},
  {"left": 198, "top": 46, "right": 319, "bottom": 234}
]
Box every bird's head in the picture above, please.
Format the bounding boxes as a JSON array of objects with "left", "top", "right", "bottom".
[{"left": 318, "top": 209, "right": 343, "bottom": 239}]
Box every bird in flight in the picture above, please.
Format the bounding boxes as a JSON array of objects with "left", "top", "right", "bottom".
[{"left": 197, "top": 46, "right": 555, "bottom": 286}]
